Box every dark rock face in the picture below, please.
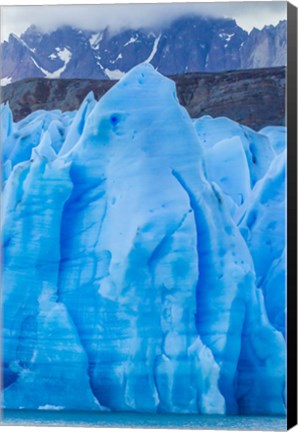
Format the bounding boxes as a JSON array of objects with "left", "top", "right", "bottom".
[
  {"left": 174, "top": 67, "right": 286, "bottom": 129},
  {"left": 97, "top": 28, "right": 156, "bottom": 73},
  {"left": 240, "top": 21, "right": 287, "bottom": 69},
  {"left": 1, "top": 67, "right": 285, "bottom": 130},
  {"left": 22, "top": 26, "right": 107, "bottom": 80},
  {"left": 1, "top": 34, "right": 45, "bottom": 82},
  {"left": 150, "top": 17, "right": 247, "bottom": 75},
  {"left": 1, "top": 17, "right": 286, "bottom": 84}
]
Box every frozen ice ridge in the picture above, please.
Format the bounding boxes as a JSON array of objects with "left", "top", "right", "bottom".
[{"left": 2, "top": 63, "right": 286, "bottom": 415}]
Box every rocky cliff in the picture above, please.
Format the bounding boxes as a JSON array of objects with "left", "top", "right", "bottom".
[{"left": 1, "top": 67, "right": 285, "bottom": 130}]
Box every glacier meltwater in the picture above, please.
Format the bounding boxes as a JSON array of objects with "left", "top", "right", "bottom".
[{"left": 1, "top": 64, "right": 286, "bottom": 415}]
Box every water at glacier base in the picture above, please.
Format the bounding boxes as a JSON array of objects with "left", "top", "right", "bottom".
[{"left": 2, "top": 410, "right": 286, "bottom": 430}]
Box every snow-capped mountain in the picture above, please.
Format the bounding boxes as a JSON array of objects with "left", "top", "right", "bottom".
[{"left": 1, "top": 16, "right": 286, "bottom": 84}]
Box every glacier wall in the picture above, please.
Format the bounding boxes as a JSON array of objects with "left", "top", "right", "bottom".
[{"left": 1, "top": 64, "right": 286, "bottom": 415}]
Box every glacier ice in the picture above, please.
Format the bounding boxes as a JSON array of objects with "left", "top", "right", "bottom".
[
  {"left": 260, "top": 126, "right": 286, "bottom": 155},
  {"left": 2, "top": 139, "right": 100, "bottom": 410},
  {"left": 1, "top": 102, "right": 13, "bottom": 143},
  {"left": 194, "top": 115, "right": 275, "bottom": 188},
  {"left": 1, "top": 63, "right": 286, "bottom": 415},
  {"left": 203, "top": 136, "right": 251, "bottom": 206},
  {"left": 237, "top": 152, "right": 286, "bottom": 336}
]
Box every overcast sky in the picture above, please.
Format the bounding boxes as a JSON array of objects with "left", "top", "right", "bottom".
[{"left": 1, "top": 1, "right": 287, "bottom": 42}]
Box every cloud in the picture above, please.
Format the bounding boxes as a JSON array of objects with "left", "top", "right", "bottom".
[{"left": 1, "top": 2, "right": 287, "bottom": 42}]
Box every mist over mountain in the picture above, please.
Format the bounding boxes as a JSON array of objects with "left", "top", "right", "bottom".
[{"left": 1, "top": 16, "right": 286, "bottom": 85}]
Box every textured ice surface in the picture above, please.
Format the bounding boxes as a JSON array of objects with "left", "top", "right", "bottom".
[
  {"left": 194, "top": 115, "right": 275, "bottom": 188},
  {"left": 260, "top": 126, "right": 286, "bottom": 155},
  {"left": 203, "top": 136, "right": 251, "bottom": 206},
  {"left": 2, "top": 64, "right": 286, "bottom": 415},
  {"left": 237, "top": 152, "right": 286, "bottom": 336},
  {"left": 2, "top": 141, "right": 100, "bottom": 410}
]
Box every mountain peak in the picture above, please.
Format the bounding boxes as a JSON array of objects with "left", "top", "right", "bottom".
[
  {"left": 1, "top": 18, "right": 287, "bottom": 85},
  {"left": 23, "top": 24, "right": 42, "bottom": 35}
]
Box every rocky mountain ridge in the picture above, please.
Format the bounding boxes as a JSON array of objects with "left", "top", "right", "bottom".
[{"left": 1, "top": 17, "right": 286, "bottom": 84}]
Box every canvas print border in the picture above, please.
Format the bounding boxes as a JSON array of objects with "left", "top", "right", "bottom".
[{"left": 0, "top": 1, "right": 297, "bottom": 429}]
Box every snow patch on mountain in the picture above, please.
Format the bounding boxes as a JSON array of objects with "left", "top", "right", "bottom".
[
  {"left": 145, "top": 34, "right": 161, "bottom": 63},
  {"left": 90, "top": 32, "right": 103, "bottom": 50},
  {"left": 124, "top": 35, "right": 139, "bottom": 46},
  {"left": 31, "top": 48, "right": 72, "bottom": 79},
  {"left": 219, "top": 32, "right": 235, "bottom": 41},
  {"left": 57, "top": 47, "right": 72, "bottom": 63},
  {"left": 110, "top": 53, "right": 123, "bottom": 64},
  {"left": 1, "top": 77, "right": 12, "bottom": 86},
  {"left": 104, "top": 68, "right": 125, "bottom": 80}
]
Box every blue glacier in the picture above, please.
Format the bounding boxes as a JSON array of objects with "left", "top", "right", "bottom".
[{"left": 1, "top": 64, "right": 286, "bottom": 415}]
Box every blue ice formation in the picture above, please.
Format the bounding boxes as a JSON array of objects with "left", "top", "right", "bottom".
[
  {"left": 237, "top": 152, "right": 286, "bottom": 336},
  {"left": 2, "top": 63, "right": 286, "bottom": 415}
]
